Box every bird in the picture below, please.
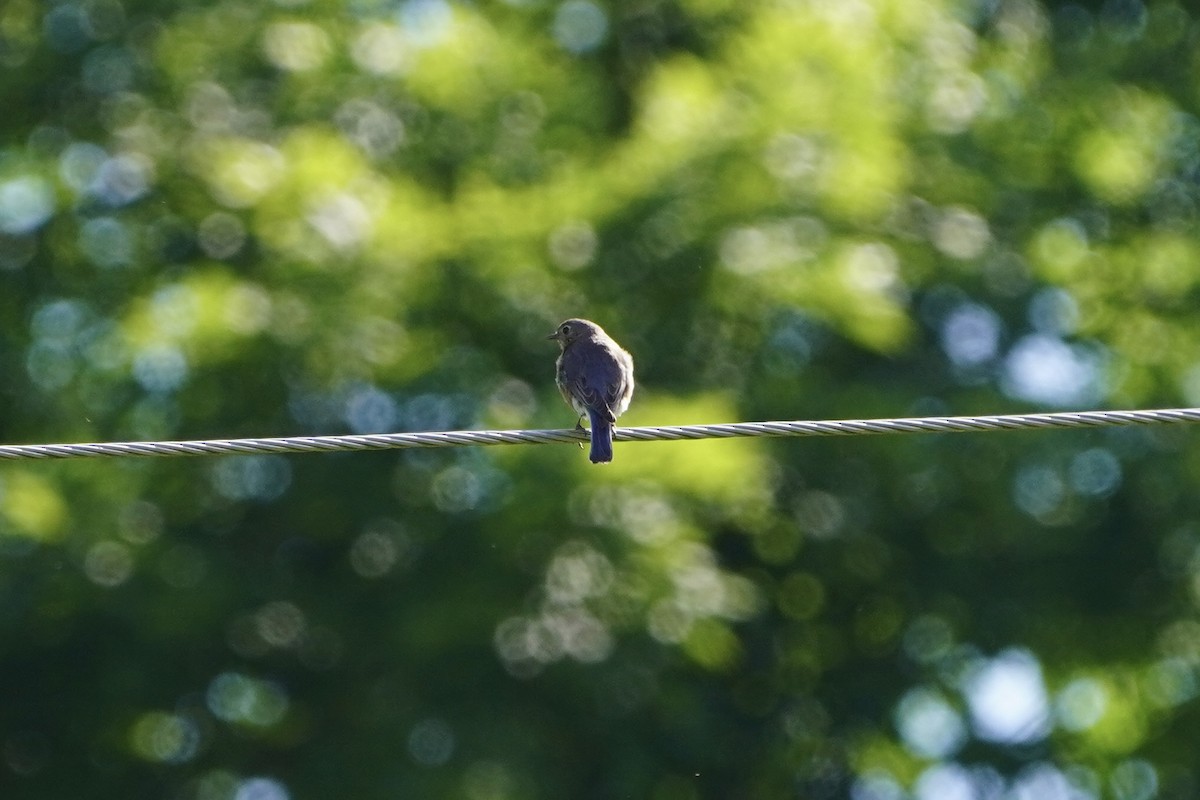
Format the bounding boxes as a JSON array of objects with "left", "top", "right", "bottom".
[{"left": 548, "top": 318, "right": 635, "bottom": 463}]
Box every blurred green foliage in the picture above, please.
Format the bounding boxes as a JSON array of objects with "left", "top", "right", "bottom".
[{"left": 3, "top": 0, "right": 1200, "bottom": 797}]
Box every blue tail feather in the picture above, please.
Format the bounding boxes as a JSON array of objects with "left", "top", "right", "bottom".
[{"left": 587, "top": 408, "right": 614, "bottom": 463}]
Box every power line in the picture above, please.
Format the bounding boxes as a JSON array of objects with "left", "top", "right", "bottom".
[{"left": 1, "top": 407, "right": 1198, "bottom": 461}]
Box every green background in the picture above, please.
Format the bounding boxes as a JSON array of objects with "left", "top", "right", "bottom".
[{"left": 3, "top": 0, "right": 1200, "bottom": 797}]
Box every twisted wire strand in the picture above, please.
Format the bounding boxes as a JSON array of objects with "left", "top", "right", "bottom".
[{"left": 1, "top": 407, "right": 1198, "bottom": 462}]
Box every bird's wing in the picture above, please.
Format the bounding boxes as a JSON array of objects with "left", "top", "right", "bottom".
[{"left": 563, "top": 347, "right": 619, "bottom": 422}]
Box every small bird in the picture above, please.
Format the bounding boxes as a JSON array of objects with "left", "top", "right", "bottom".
[{"left": 548, "top": 318, "right": 635, "bottom": 463}]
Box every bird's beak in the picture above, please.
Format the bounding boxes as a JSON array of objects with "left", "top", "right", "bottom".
[{"left": 546, "top": 331, "right": 560, "bottom": 340}]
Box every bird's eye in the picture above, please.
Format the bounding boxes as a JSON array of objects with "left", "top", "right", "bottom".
[{"left": 561, "top": 324, "right": 571, "bottom": 335}]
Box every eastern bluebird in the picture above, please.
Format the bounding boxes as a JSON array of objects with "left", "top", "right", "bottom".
[{"left": 548, "top": 318, "right": 635, "bottom": 464}]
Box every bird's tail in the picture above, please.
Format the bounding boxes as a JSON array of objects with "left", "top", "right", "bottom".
[{"left": 587, "top": 409, "right": 614, "bottom": 463}]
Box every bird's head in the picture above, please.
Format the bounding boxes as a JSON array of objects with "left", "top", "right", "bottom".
[{"left": 547, "top": 318, "right": 602, "bottom": 348}]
